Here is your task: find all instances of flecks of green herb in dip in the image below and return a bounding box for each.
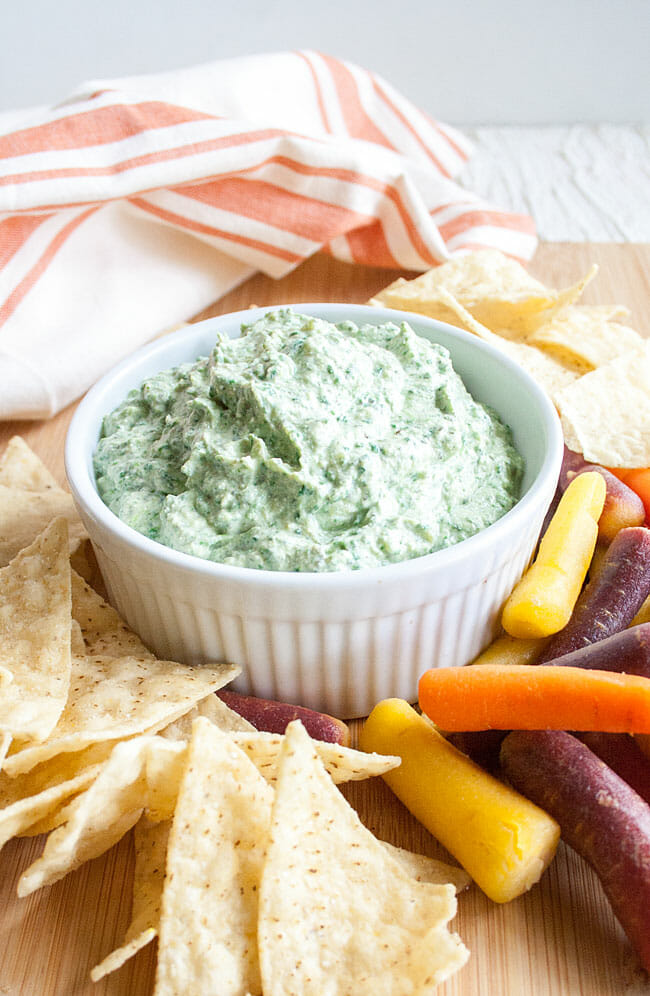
[94,309,524,572]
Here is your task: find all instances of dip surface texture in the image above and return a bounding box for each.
[94,310,523,572]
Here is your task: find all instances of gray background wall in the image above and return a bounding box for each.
[2,0,648,123]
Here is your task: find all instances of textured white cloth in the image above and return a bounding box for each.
[0,52,536,419]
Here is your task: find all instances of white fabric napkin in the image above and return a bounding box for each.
[0,51,537,419]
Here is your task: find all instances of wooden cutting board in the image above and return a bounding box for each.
[1,244,649,996]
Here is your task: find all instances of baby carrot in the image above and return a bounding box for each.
[536,526,650,664]
[360,699,559,903]
[633,595,650,627]
[560,448,645,543]
[501,472,606,639]
[620,469,650,521]
[418,664,650,733]
[500,730,650,973]
[470,633,548,667]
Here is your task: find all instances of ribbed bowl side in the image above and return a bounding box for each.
[93,513,541,718]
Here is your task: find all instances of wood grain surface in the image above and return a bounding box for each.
[1,244,649,995]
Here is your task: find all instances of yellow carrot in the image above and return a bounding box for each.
[470,632,547,667]
[587,541,609,581]
[502,471,606,638]
[359,698,560,903]
[632,595,650,627]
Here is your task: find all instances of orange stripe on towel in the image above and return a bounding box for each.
[0,207,99,328]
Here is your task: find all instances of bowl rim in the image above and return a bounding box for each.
[65,302,564,590]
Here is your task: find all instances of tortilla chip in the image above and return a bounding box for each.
[150,696,254,818]
[371,250,595,336]
[0,518,71,748]
[20,780,99,837]
[132,817,171,933]
[1,741,119,842]
[258,721,469,996]
[430,287,582,402]
[511,266,597,335]
[0,739,116,812]
[231,730,401,785]
[556,341,650,467]
[382,842,471,893]
[70,619,86,657]
[144,739,189,823]
[0,484,87,567]
[0,437,92,578]
[371,250,553,328]
[91,817,170,981]
[71,570,153,658]
[0,732,10,768]
[20,792,88,838]
[17,736,185,896]
[148,724,398,823]
[0,436,61,492]
[569,303,631,323]
[496,338,584,400]
[4,653,238,777]
[0,765,101,851]
[527,307,644,371]
[155,718,273,996]
[160,692,255,741]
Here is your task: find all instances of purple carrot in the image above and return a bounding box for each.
[501,729,650,972]
[537,527,650,663]
[579,732,650,807]
[559,447,645,542]
[543,622,650,676]
[217,689,350,745]
[559,446,588,489]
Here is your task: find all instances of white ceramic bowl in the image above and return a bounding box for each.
[66,303,563,718]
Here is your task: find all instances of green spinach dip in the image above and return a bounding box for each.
[94,309,523,572]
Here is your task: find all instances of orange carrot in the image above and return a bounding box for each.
[621,469,650,521]
[609,467,650,520]
[418,664,650,733]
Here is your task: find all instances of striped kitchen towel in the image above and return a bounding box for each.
[0,51,536,419]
